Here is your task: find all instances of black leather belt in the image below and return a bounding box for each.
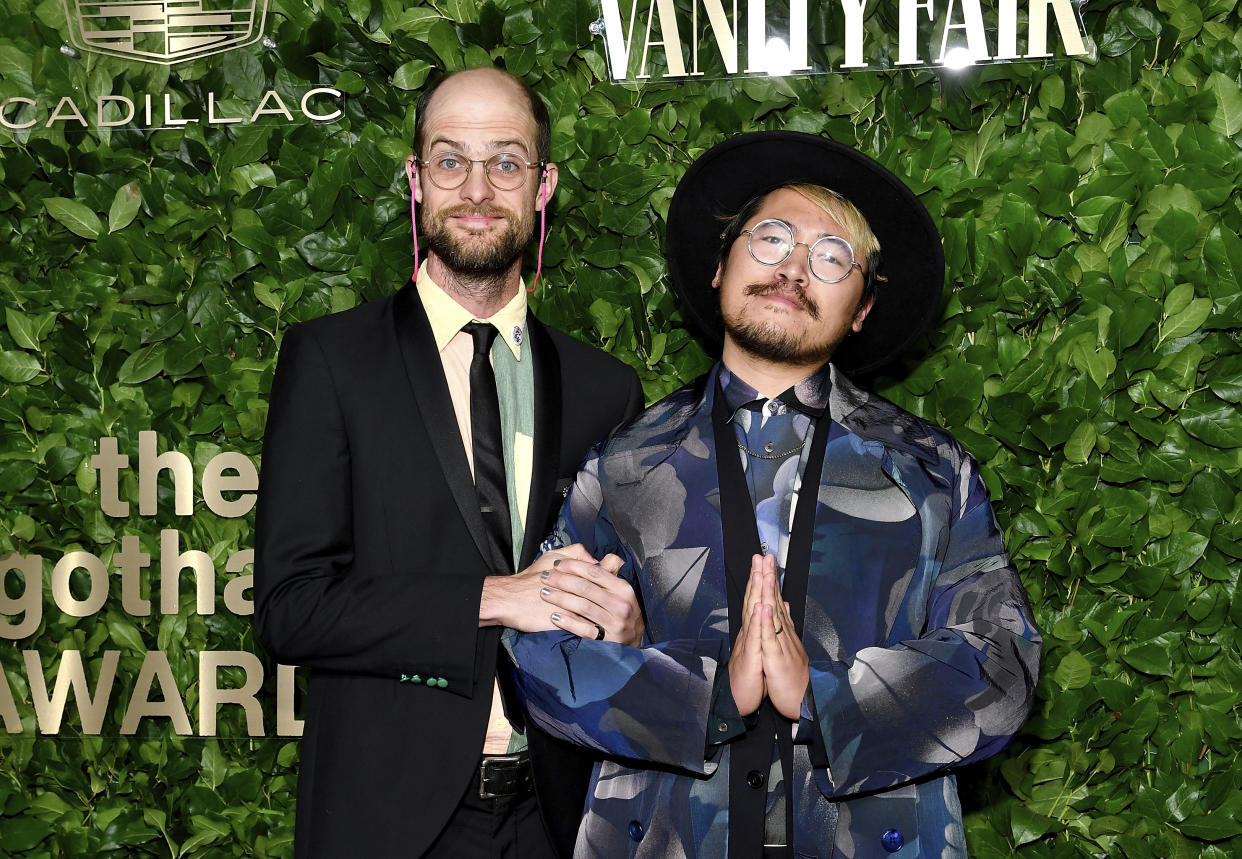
[478,750,532,799]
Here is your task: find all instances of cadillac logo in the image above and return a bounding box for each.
[61,0,268,65]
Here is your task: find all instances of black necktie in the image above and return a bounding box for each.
[463,322,513,570]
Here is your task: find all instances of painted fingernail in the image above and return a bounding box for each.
[540,570,550,579]
[551,612,562,622]
[553,559,561,567]
[540,587,551,596]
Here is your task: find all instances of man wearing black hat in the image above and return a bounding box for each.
[509,131,1042,858]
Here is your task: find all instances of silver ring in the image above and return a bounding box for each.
[593,623,606,641]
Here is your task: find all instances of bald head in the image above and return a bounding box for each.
[414,68,551,163]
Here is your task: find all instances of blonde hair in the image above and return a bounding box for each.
[784,183,881,264]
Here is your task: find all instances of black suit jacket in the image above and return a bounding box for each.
[254,281,643,858]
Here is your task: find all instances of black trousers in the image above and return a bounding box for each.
[422,770,557,858]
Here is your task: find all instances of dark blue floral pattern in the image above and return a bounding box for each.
[506,363,1041,858]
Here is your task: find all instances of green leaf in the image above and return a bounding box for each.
[1206,71,1242,139]
[1181,400,1242,448]
[1064,420,1097,463]
[1160,298,1212,344]
[0,817,54,851]
[0,350,42,383]
[1011,804,1058,846]
[1152,208,1199,258]
[1122,640,1175,676]
[44,197,103,240]
[116,345,165,385]
[1180,813,1242,841]
[1147,531,1210,575]
[1053,650,1092,690]
[108,182,142,233]
[6,307,40,351]
[392,60,432,91]
[201,741,227,788]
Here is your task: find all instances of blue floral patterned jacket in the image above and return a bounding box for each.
[506,363,1042,858]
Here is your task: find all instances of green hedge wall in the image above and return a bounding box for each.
[2,0,1242,855]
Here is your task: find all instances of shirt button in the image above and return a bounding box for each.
[764,441,775,453]
[881,829,905,852]
[627,820,644,841]
[760,542,768,554]
[746,770,765,789]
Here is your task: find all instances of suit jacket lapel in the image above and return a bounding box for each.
[392,282,500,570]
[520,315,562,569]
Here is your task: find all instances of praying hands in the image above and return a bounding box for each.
[728,553,810,720]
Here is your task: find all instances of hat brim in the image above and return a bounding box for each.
[665,131,945,375]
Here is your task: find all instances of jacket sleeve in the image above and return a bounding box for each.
[253,324,484,690]
[505,449,727,775]
[805,448,1042,796]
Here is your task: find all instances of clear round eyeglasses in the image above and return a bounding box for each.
[416,152,545,191]
[739,219,862,284]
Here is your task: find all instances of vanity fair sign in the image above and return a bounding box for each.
[594,0,1092,80]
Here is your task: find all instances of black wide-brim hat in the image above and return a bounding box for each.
[666,131,945,375]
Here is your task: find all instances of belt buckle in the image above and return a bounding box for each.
[479,752,527,800]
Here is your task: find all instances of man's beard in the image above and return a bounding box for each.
[723,281,845,366]
[423,203,533,287]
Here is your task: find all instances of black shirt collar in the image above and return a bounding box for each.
[718,361,832,419]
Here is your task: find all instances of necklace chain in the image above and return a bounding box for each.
[736,438,807,460]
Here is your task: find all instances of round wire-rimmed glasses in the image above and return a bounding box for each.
[417,152,545,191]
[740,218,862,283]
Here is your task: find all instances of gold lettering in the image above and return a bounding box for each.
[0,553,42,640]
[25,649,118,734]
[199,650,264,736]
[223,549,254,616]
[202,452,258,517]
[139,431,194,516]
[159,529,215,616]
[97,95,135,127]
[52,551,108,618]
[120,650,191,734]
[0,661,20,732]
[250,91,294,122]
[0,96,38,130]
[92,436,130,517]
[207,92,244,125]
[277,664,304,737]
[162,93,196,127]
[300,87,343,122]
[45,96,87,128]
[115,534,152,617]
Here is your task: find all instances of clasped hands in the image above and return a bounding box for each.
[728,553,809,721]
[481,544,644,647]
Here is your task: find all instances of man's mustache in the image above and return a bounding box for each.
[744,282,820,320]
[439,205,510,220]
